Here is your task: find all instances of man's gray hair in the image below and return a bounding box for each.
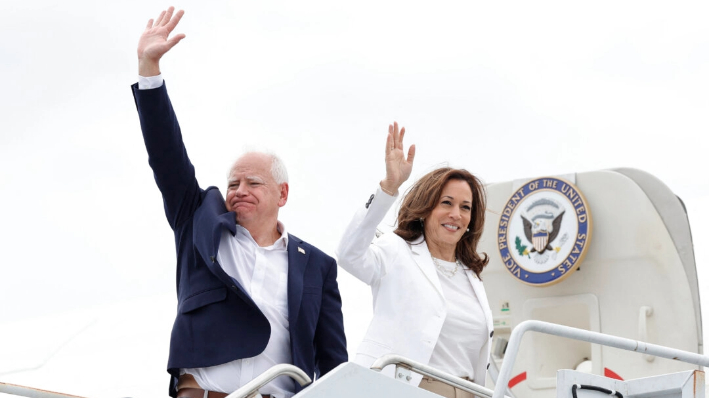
[229,150,289,184]
[269,153,289,184]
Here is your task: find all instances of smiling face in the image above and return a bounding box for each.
[225,153,288,229]
[423,179,473,260]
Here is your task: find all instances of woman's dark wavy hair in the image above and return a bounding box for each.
[394,167,489,278]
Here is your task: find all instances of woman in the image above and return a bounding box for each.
[336,122,493,398]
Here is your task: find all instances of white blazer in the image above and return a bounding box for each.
[336,186,494,387]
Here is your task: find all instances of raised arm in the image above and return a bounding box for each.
[137,7,185,77]
[336,122,415,284]
[132,8,200,231]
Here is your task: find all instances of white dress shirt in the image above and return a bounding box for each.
[182,222,293,398]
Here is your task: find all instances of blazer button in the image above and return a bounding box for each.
[210,256,216,263]
[490,330,494,337]
[487,363,490,369]
[365,194,374,209]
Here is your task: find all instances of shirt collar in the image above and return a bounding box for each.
[235,221,288,249]
[275,221,289,248]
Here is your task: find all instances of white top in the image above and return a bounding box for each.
[138,76,294,397]
[427,259,488,379]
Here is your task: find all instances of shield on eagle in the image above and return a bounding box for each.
[533,231,549,252]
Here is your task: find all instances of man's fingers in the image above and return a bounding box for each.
[161,7,174,26]
[145,18,154,30]
[166,33,186,49]
[399,127,406,147]
[154,10,167,26]
[385,132,393,155]
[166,9,185,31]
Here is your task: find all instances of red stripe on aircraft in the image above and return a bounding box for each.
[508,372,527,388]
[604,368,624,381]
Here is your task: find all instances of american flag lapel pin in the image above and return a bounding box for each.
[298,247,306,254]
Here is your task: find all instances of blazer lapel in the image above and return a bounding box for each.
[287,234,309,325]
[408,237,444,299]
[467,272,493,334]
[192,189,256,308]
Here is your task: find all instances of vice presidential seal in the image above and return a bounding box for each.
[497,177,592,286]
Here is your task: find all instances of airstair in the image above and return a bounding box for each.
[3,320,706,398]
[1,169,700,398]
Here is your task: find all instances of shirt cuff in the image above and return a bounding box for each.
[138,74,164,90]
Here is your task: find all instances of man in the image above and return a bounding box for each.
[131,7,347,398]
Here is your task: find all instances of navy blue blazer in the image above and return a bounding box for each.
[131,82,347,397]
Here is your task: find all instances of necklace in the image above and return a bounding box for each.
[431,256,461,278]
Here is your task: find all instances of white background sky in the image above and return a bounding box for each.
[1,1,708,397]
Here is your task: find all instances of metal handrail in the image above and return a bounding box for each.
[487,354,516,398]
[371,354,512,398]
[224,363,312,398]
[492,320,709,398]
[0,382,86,398]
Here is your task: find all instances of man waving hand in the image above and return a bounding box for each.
[131,8,347,398]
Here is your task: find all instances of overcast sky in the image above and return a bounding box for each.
[1,1,708,397]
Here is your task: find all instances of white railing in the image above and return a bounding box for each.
[492,320,709,398]
[225,363,312,398]
[0,382,86,398]
[371,354,512,398]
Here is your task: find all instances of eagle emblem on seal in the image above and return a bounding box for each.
[521,198,565,255]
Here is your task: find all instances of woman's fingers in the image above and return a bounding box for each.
[407,144,416,164]
[386,121,407,156]
[385,130,394,155]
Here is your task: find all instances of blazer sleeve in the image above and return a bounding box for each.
[335,186,398,286]
[313,256,348,375]
[131,82,202,230]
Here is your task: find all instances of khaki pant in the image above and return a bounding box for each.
[418,376,476,398]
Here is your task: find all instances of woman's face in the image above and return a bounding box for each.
[424,179,473,254]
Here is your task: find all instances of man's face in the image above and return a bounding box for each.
[225,153,288,226]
